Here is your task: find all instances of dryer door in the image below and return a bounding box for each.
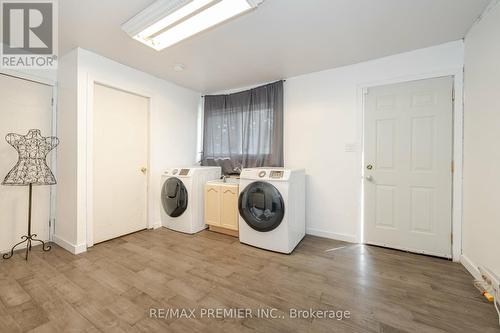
[238,181,285,232]
[161,177,188,217]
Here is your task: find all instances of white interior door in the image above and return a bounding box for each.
[0,74,53,252]
[93,84,149,244]
[363,77,453,258]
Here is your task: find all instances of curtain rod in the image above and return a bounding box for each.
[201,79,286,97]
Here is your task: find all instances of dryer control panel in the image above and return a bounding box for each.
[269,170,284,179]
[240,168,293,181]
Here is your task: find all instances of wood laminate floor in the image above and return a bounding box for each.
[0,228,498,333]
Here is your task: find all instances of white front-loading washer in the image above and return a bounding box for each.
[238,168,306,254]
[161,166,221,234]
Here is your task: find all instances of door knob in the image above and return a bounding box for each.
[140,167,147,174]
[365,175,373,181]
[366,164,373,170]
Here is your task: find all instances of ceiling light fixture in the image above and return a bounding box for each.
[122,0,264,51]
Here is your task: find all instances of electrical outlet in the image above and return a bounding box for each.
[479,266,500,294]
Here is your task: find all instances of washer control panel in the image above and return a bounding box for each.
[270,170,284,179]
[164,168,190,176]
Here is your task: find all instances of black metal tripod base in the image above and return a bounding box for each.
[2,234,51,260]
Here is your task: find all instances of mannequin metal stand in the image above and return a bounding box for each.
[2,183,52,260]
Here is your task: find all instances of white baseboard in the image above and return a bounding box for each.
[53,235,87,255]
[460,254,481,280]
[151,221,162,229]
[306,228,357,243]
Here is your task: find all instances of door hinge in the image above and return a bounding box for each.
[451,233,453,245]
[49,219,52,227]
[452,89,455,102]
[51,98,54,106]
[451,161,454,173]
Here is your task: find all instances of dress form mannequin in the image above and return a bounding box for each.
[2,129,59,260]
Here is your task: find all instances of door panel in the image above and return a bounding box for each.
[411,116,435,171]
[410,187,435,234]
[221,187,238,230]
[93,84,149,244]
[376,119,396,170]
[0,74,53,251]
[205,185,220,226]
[364,77,453,258]
[375,185,396,229]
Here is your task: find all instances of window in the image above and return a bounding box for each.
[201,81,283,174]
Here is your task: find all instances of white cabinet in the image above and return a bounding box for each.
[220,186,239,231]
[204,182,239,237]
[205,184,221,227]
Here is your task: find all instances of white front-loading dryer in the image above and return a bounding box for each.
[238,168,306,254]
[161,166,221,234]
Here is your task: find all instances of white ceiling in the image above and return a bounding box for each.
[59,0,489,93]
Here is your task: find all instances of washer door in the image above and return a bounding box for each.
[161,177,188,217]
[238,181,285,232]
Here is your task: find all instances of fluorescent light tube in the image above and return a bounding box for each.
[123,0,264,51]
[149,0,251,50]
[136,0,216,40]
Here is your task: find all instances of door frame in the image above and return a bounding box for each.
[357,68,464,261]
[85,75,152,247]
[0,69,58,243]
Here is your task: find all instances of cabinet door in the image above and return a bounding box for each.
[205,185,220,226]
[221,186,239,231]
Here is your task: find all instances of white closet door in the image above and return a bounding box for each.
[0,74,53,252]
[93,84,149,244]
[364,77,453,258]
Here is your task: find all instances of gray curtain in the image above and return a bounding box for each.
[201,80,284,175]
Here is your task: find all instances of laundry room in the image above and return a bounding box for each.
[0,0,499,332]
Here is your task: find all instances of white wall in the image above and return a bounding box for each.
[55,49,79,248]
[208,41,464,246]
[462,1,500,278]
[205,42,464,251]
[55,48,200,253]
[284,41,464,244]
